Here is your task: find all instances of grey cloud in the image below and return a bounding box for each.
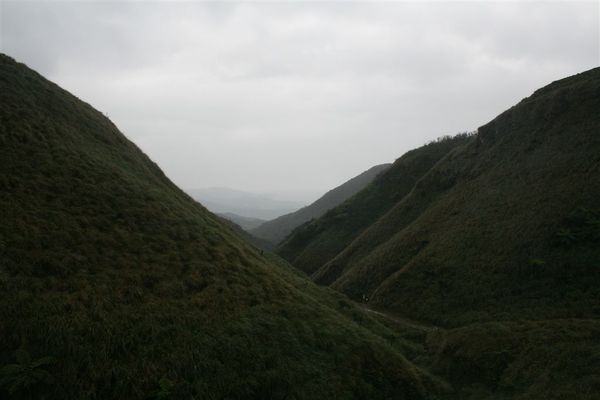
[1,0,598,197]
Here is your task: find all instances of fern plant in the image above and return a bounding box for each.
[0,349,55,398]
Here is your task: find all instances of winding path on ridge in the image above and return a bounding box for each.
[359,305,441,333]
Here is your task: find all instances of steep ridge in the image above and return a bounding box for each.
[316,67,600,325]
[251,163,391,245]
[278,135,472,276]
[280,68,600,399]
[0,54,437,400]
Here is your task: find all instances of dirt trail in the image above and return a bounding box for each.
[360,305,440,333]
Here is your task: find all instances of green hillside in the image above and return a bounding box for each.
[0,54,438,400]
[276,68,600,398]
[278,135,472,276]
[318,68,600,325]
[426,318,600,399]
[251,163,391,245]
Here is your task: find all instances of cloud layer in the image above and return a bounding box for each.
[1,1,598,199]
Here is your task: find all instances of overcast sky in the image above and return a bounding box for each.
[1,1,598,201]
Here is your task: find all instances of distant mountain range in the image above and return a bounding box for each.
[251,163,391,245]
[187,187,305,220]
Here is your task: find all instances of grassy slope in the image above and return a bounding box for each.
[251,163,391,245]
[278,135,472,277]
[218,216,276,252]
[426,319,600,400]
[0,54,437,400]
[278,68,600,399]
[325,68,600,325]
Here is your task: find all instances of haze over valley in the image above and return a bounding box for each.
[186,187,308,220]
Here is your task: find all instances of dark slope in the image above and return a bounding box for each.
[427,319,600,399]
[218,216,276,251]
[316,67,600,325]
[278,68,600,399]
[278,135,472,276]
[251,163,391,245]
[0,54,437,400]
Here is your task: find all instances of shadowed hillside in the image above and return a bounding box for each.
[0,54,439,400]
[251,164,391,245]
[319,68,600,325]
[278,68,600,399]
[218,216,276,252]
[278,135,472,276]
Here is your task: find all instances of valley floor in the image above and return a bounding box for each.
[358,303,600,400]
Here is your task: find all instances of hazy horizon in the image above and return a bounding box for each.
[186,185,328,204]
[1,0,598,195]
